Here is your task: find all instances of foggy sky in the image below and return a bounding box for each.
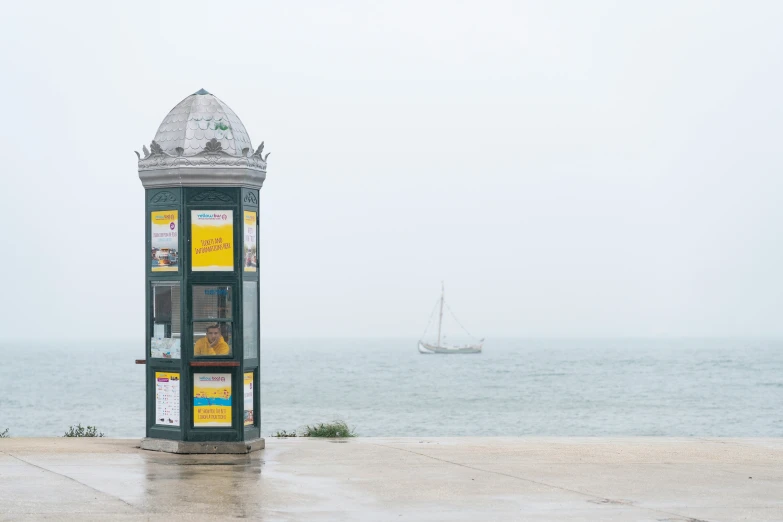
[2,1,783,341]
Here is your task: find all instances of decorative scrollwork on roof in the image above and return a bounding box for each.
[191,190,233,203]
[150,191,177,204]
[138,134,267,172]
[140,141,166,160]
[204,138,223,154]
[243,192,258,205]
[137,151,267,172]
[253,142,270,161]
[252,141,270,163]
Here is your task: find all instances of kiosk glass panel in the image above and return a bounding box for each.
[193,322,233,356]
[243,282,258,360]
[192,285,233,357]
[193,285,233,357]
[192,285,232,319]
[151,282,181,359]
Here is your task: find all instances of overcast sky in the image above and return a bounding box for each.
[2,1,783,341]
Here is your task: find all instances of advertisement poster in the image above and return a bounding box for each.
[243,372,254,426]
[243,211,257,272]
[191,211,233,272]
[151,210,179,272]
[155,372,180,426]
[193,373,232,427]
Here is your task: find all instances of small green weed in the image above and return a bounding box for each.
[273,421,356,438]
[63,424,104,437]
[301,420,355,438]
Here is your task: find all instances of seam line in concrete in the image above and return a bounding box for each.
[695,437,778,450]
[7,453,140,512]
[367,442,714,522]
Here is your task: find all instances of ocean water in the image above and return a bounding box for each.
[1,338,781,438]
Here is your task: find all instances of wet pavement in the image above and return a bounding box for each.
[0,437,782,521]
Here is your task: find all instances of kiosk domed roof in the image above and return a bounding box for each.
[152,89,253,156]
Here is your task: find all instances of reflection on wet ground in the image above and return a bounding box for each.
[0,440,273,519]
[140,452,267,518]
[2,437,783,521]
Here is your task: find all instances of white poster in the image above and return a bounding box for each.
[155,372,180,426]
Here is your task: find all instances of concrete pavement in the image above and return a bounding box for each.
[0,437,781,521]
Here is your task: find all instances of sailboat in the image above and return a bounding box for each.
[418,283,484,354]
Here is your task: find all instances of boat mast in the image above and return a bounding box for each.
[437,282,444,348]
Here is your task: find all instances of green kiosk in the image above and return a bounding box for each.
[137,89,267,453]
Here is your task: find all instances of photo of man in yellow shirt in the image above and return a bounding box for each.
[194,324,230,356]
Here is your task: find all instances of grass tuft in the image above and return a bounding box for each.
[273,420,357,438]
[301,420,355,438]
[63,424,104,438]
[0,428,8,438]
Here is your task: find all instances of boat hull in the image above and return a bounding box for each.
[418,341,482,354]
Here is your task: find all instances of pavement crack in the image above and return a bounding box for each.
[368,442,715,522]
[8,453,140,512]
[694,438,749,447]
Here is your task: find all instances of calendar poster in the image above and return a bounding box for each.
[155,372,180,426]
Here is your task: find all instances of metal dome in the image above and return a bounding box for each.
[137,89,268,189]
[152,89,253,157]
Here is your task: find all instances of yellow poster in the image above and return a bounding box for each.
[191,211,233,271]
[193,373,232,427]
[151,210,179,272]
[243,211,257,272]
[243,372,254,426]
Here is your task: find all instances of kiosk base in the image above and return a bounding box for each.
[140,437,265,454]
